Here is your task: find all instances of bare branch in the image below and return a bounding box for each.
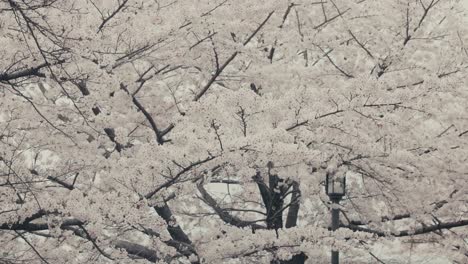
[279,3,295,28]
[14,231,51,264]
[459,130,468,137]
[197,182,266,229]
[201,0,228,17]
[348,30,374,58]
[189,31,217,50]
[0,61,59,82]
[404,3,411,45]
[294,8,304,41]
[436,124,454,138]
[368,251,387,264]
[314,8,350,30]
[145,155,216,199]
[242,11,275,46]
[47,174,76,190]
[315,45,354,78]
[194,10,275,101]
[286,120,308,131]
[78,224,114,260]
[413,0,441,33]
[315,109,344,119]
[121,82,174,145]
[97,0,129,32]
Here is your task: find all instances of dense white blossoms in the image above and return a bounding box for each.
[1,0,467,263]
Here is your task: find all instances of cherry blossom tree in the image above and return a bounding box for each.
[1,0,467,263]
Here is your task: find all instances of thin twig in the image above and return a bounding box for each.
[78,224,114,260]
[14,231,50,264]
[348,30,374,58]
[194,10,275,101]
[315,45,354,78]
[97,0,129,32]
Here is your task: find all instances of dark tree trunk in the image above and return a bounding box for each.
[154,203,192,244]
[266,174,285,231]
[285,181,300,228]
[253,162,307,264]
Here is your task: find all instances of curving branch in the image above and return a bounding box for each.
[145,155,216,199]
[197,182,266,229]
[97,0,129,32]
[120,83,174,145]
[114,240,159,262]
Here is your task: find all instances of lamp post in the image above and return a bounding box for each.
[325,172,346,264]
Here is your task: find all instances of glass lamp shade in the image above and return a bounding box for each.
[325,173,346,197]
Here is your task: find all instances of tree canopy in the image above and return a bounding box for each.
[1,0,467,263]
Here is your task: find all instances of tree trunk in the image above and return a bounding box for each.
[154,203,192,244]
[272,181,307,264]
[272,252,308,264]
[285,181,300,228]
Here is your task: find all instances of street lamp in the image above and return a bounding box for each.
[325,172,346,264]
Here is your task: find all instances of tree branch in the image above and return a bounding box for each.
[2,216,168,264]
[0,61,54,82]
[343,219,468,237]
[286,120,308,131]
[316,45,353,78]
[47,174,76,190]
[197,182,266,229]
[348,30,374,58]
[1,219,84,231]
[314,8,350,30]
[97,0,129,32]
[121,82,173,145]
[114,240,159,262]
[153,203,193,245]
[194,10,275,101]
[14,230,51,264]
[78,224,114,260]
[145,155,216,199]
[315,109,344,119]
